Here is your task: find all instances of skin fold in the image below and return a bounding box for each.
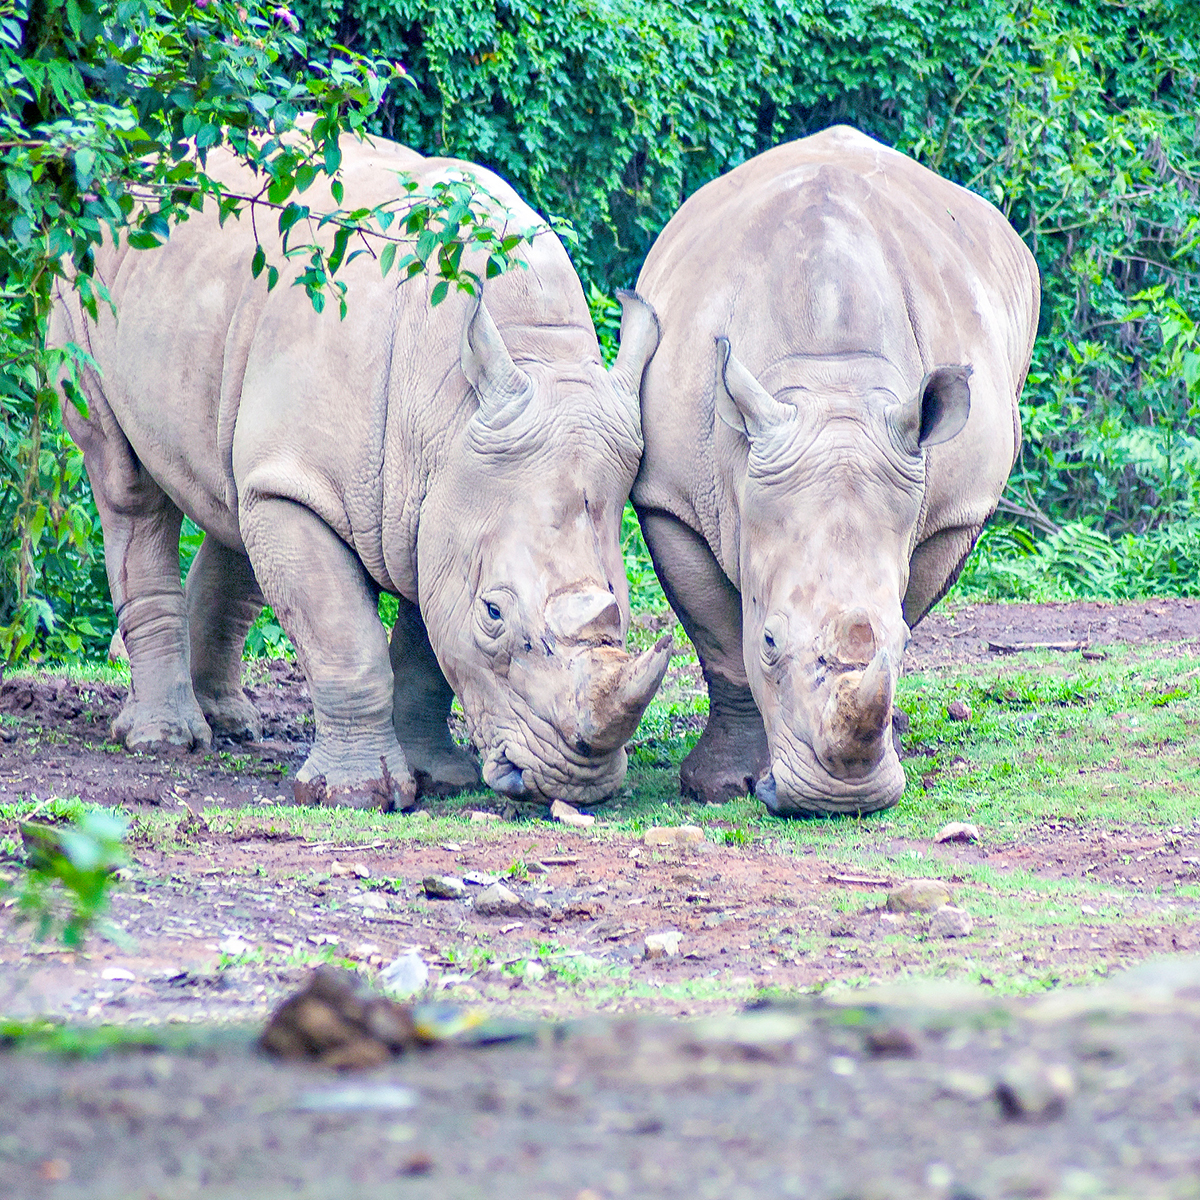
[50,132,671,811]
[633,125,1040,816]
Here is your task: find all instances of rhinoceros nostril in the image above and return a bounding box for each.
[754,772,779,812]
[486,755,529,797]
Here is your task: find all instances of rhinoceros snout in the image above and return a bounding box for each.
[483,754,531,797]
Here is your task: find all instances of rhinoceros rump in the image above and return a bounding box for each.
[633,126,1039,815]
[52,133,670,809]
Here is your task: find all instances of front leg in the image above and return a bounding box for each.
[389,595,481,797]
[638,508,769,804]
[240,496,416,810]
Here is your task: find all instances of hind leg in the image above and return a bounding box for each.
[64,397,211,752]
[389,596,481,797]
[186,535,264,741]
[638,508,768,804]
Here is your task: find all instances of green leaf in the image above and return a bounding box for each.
[251,245,266,279]
[430,280,449,306]
[379,242,397,277]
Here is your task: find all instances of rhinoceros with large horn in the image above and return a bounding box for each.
[632,126,1039,815]
[51,132,670,809]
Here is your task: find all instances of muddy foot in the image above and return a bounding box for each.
[406,742,481,798]
[294,745,417,811]
[112,691,212,753]
[679,715,769,805]
[196,688,262,742]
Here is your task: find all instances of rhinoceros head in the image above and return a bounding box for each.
[715,337,972,815]
[418,291,671,804]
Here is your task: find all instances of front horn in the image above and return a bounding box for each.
[609,290,661,401]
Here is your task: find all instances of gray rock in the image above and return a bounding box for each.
[473,882,530,918]
[462,871,497,887]
[886,879,953,913]
[550,799,595,828]
[645,930,683,959]
[422,875,467,900]
[947,699,972,721]
[933,821,980,844]
[644,825,705,848]
[929,905,974,938]
[995,1056,1075,1120]
[380,951,429,998]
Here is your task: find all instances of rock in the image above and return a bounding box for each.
[408,810,431,823]
[995,1057,1075,1120]
[645,930,684,959]
[863,1025,919,1058]
[473,882,530,918]
[423,875,468,900]
[100,966,136,982]
[295,1084,418,1112]
[886,879,953,913]
[469,810,501,823]
[218,934,250,956]
[380,952,429,998]
[462,870,497,887]
[947,699,972,721]
[550,799,595,828]
[351,892,388,910]
[260,966,420,1068]
[934,821,980,844]
[829,918,856,938]
[928,905,974,938]
[523,960,547,984]
[644,825,706,848]
[330,859,370,878]
[526,861,550,875]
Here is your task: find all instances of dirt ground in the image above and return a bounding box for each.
[3,598,1200,1198]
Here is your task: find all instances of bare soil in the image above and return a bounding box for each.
[3,598,1200,1198]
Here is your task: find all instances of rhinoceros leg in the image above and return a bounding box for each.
[240,497,416,811]
[185,535,264,741]
[63,394,212,753]
[902,522,984,627]
[388,596,482,797]
[638,510,769,804]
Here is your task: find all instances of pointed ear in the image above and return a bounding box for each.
[902,365,972,449]
[609,289,660,399]
[461,295,533,427]
[715,337,793,439]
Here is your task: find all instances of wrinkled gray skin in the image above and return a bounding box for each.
[50,133,670,810]
[633,126,1039,815]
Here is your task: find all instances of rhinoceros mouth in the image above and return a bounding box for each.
[755,736,905,816]
[480,737,629,804]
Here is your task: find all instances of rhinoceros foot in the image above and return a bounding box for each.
[407,742,481,799]
[112,692,212,754]
[294,746,417,812]
[195,689,262,742]
[679,723,770,806]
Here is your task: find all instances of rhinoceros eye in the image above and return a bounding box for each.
[485,601,502,621]
[761,616,786,666]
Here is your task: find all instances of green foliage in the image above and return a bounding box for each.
[7,809,129,947]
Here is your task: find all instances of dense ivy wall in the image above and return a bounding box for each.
[292,0,1200,598]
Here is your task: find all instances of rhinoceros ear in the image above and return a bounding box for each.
[609,290,660,402]
[461,295,533,427]
[894,365,972,450]
[715,337,793,440]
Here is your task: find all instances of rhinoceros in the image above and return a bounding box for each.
[51,132,671,809]
[632,126,1039,815]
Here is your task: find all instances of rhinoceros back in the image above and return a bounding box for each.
[633,125,1039,579]
[50,133,594,600]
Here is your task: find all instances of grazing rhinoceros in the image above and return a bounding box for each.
[632,126,1039,815]
[51,132,670,810]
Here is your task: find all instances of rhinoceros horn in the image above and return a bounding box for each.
[577,634,674,754]
[819,647,894,774]
[461,295,533,427]
[851,648,893,743]
[715,337,794,439]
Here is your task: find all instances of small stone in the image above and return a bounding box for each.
[643,825,705,848]
[928,905,974,938]
[644,930,684,959]
[408,811,431,823]
[470,810,501,823]
[947,699,972,721]
[934,822,980,844]
[380,952,429,998]
[218,934,250,956]
[462,870,497,886]
[473,882,530,918]
[886,879,953,913]
[439,842,462,852]
[329,859,353,876]
[829,918,856,938]
[523,961,547,984]
[352,942,381,959]
[995,1057,1075,1120]
[863,1025,919,1058]
[526,861,550,875]
[550,799,595,828]
[352,892,387,911]
[100,966,136,982]
[423,875,468,900]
